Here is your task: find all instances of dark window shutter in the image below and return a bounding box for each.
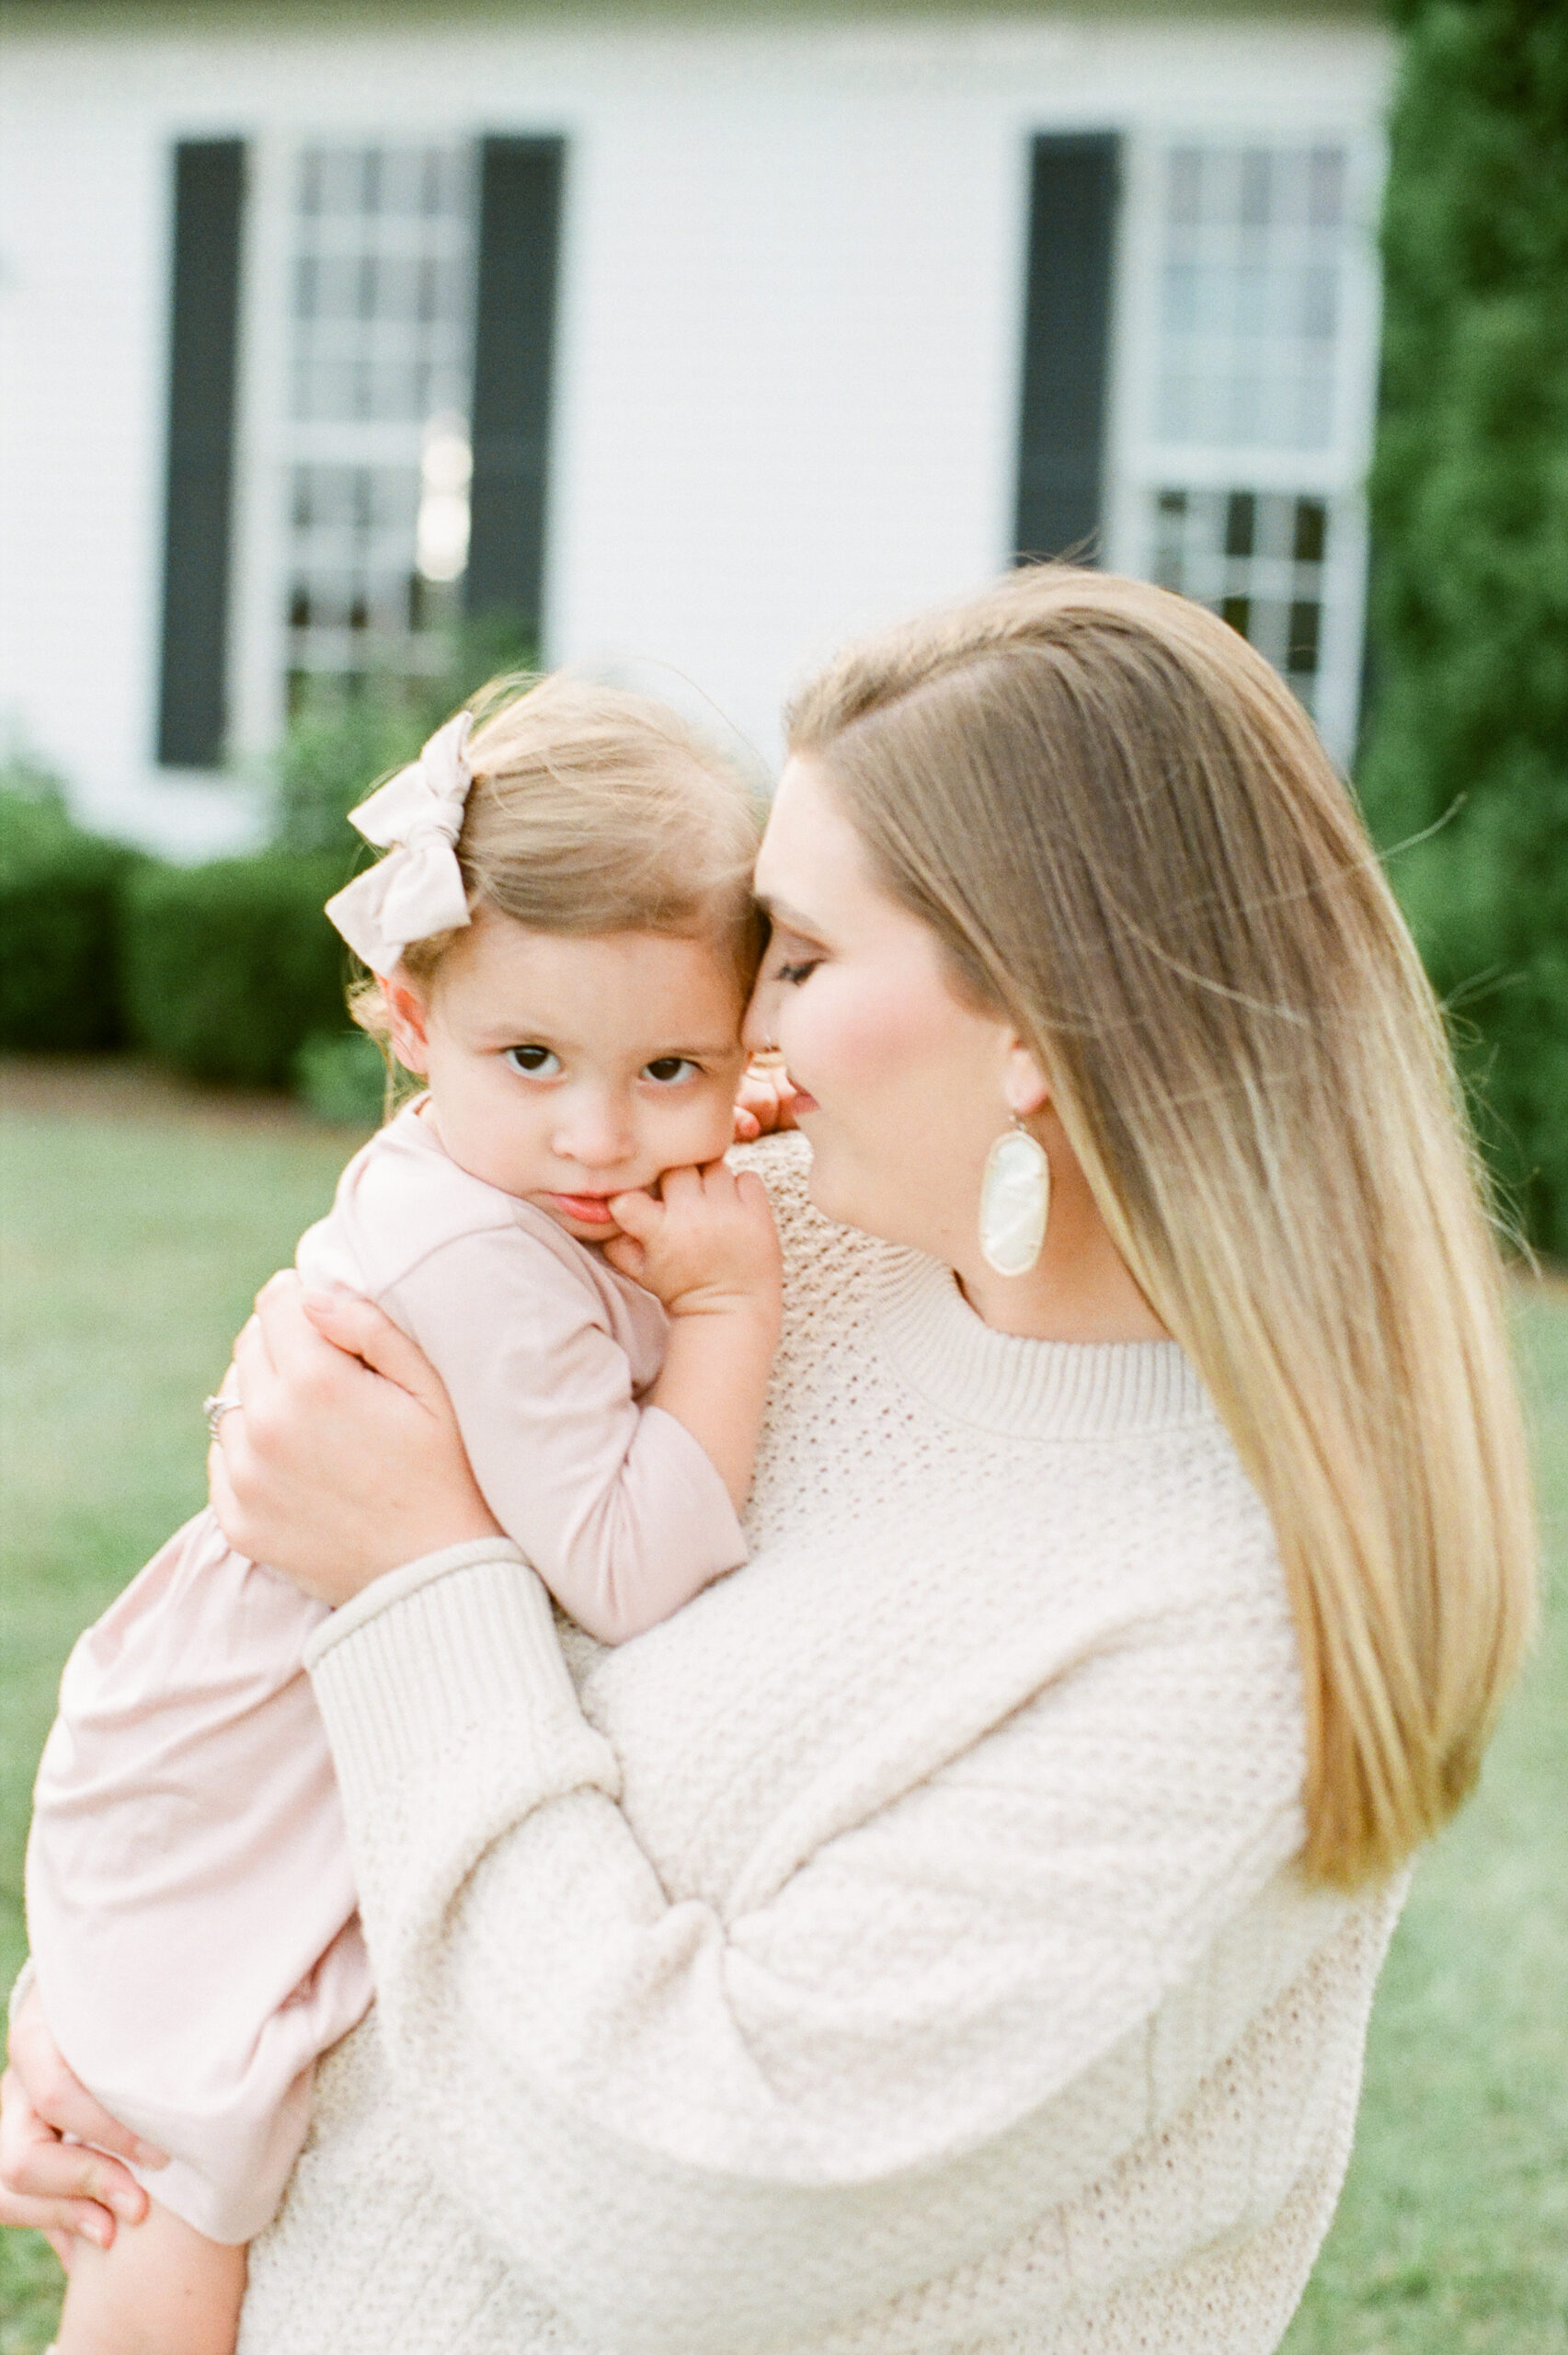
[465,137,564,644]
[156,140,245,768]
[1013,133,1121,566]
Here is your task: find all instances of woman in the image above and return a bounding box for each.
[3,569,1535,2352]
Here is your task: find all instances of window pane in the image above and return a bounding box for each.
[283,144,476,692]
[1149,481,1331,718]
[1155,141,1349,454]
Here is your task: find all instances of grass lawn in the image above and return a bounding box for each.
[2,1059,1564,2352]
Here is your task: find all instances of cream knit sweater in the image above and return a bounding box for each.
[238,1136,1400,2355]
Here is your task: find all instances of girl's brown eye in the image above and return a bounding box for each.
[645,1056,698,1085]
[506,1044,560,1076]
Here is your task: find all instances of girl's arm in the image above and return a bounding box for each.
[368,1189,771,1643]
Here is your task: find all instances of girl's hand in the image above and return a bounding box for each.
[208,1272,501,1608]
[604,1165,781,1509]
[603,1162,782,1324]
[732,1055,800,1143]
[0,1982,164,2262]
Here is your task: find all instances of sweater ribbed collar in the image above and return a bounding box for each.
[870,1248,1212,1441]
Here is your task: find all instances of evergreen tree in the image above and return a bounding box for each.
[1360,0,1568,1251]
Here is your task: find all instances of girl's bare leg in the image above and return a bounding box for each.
[54,2197,246,2355]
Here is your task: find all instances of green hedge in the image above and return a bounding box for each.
[1359,0,1568,1252]
[0,782,144,1051]
[121,853,355,1089]
[1,788,364,1096]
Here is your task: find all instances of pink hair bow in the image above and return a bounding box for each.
[324,711,475,971]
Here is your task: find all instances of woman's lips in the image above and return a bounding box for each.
[544,1191,619,1225]
[785,1079,819,1116]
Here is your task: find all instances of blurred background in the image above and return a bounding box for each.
[1,2,1563,2349]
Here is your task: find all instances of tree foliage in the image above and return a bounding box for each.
[1359,0,1568,1251]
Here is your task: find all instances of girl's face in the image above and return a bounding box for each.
[746,755,1042,1272]
[385,914,748,1243]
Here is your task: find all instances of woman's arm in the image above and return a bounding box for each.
[298,1541,1319,2349]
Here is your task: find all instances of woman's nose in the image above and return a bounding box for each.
[742,971,779,1053]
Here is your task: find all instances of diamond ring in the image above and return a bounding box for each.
[203,1393,242,1439]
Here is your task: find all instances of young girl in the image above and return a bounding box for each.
[24,676,783,2355]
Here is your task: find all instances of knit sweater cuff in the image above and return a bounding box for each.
[306,1552,619,1823]
[304,1536,528,1664]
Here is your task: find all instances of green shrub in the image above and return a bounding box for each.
[274,617,536,858]
[1359,0,1568,1252]
[272,691,431,858]
[0,771,145,1051]
[292,1026,389,1127]
[122,853,352,1088]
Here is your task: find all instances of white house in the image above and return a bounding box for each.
[0,1,1392,855]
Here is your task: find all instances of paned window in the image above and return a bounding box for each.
[283,145,475,700]
[1116,137,1371,758]
[1151,488,1328,710]
[1158,144,1345,454]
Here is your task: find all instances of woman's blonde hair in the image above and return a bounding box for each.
[351,672,764,1044]
[788,567,1536,1887]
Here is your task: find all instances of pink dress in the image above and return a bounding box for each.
[24,1102,745,2242]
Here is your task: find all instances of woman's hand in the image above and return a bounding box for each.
[208,1272,501,1608]
[1,1983,164,2263]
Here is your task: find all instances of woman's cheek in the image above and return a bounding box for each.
[792,971,933,1101]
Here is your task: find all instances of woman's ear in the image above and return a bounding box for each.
[381,972,432,1076]
[1001,1039,1050,1120]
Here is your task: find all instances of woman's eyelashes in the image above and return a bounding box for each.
[758,912,823,986]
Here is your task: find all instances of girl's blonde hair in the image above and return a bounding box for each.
[788,566,1536,1888]
[351,672,764,1044]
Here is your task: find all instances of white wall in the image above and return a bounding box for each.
[0,8,1391,854]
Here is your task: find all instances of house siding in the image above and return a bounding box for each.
[0,11,1392,851]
